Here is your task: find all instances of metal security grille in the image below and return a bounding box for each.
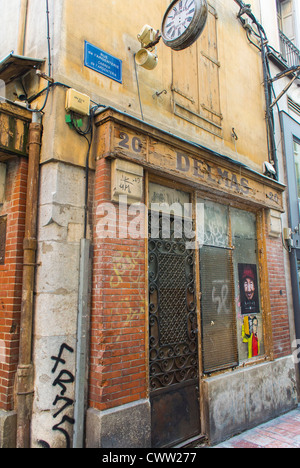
[148,214,199,390]
[0,217,6,265]
[157,252,188,345]
[148,212,201,448]
[200,245,238,373]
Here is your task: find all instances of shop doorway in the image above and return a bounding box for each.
[148,203,201,448]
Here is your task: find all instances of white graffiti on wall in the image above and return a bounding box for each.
[212,280,230,315]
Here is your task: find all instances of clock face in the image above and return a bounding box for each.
[163,0,196,42]
[161,0,208,51]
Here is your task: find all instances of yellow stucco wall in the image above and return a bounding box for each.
[38,0,269,172]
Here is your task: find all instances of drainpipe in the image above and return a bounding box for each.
[16,112,42,449]
[73,140,92,448]
[17,0,29,56]
[73,238,91,448]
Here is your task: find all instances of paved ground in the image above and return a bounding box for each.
[211,406,300,448]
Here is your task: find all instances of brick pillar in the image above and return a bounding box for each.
[0,158,28,411]
[86,157,150,448]
[265,230,292,359]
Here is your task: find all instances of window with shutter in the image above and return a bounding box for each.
[171,4,222,138]
[277,0,299,66]
[197,200,264,373]
[280,0,295,42]
[199,200,238,373]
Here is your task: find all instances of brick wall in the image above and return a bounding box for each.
[89,157,147,411]
[266,230,292,359]
[0,157,28,411]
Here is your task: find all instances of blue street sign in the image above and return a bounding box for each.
[84,41,122,83]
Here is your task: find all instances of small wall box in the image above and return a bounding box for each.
[65,88,90,116]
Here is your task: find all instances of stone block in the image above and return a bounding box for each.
[244,362,275,428]
[272,356,298,412]
[86,400,151,448]
[202,356,298,445]
[268,209,282,238]
[34,292,78,337]
[39,162,85,207]
[36,241,80,294]
[0,410,16,448]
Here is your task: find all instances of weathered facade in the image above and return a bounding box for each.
[0,0,299,448]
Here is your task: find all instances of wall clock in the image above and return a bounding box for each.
[161,0,208,51]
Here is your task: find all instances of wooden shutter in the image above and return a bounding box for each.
[198,4,222,131]
[171,4,222,137]
[280,0,295,42]
[171,42,199,114]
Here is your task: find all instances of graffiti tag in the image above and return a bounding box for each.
[38,343,75,449]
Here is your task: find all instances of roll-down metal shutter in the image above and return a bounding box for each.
[200,245,238,373]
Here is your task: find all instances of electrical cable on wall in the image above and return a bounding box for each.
[68,105,105,238]
[234,0,280,180]
[69,111,93,239]
[27,0,52,114]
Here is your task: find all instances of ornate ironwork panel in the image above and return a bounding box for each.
[148,213,199,392]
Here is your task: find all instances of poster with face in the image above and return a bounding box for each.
[238,263,260,315]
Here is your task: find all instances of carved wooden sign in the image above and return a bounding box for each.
[0,103,30,159]
[95,110,284,211]
[111,159,143,202]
